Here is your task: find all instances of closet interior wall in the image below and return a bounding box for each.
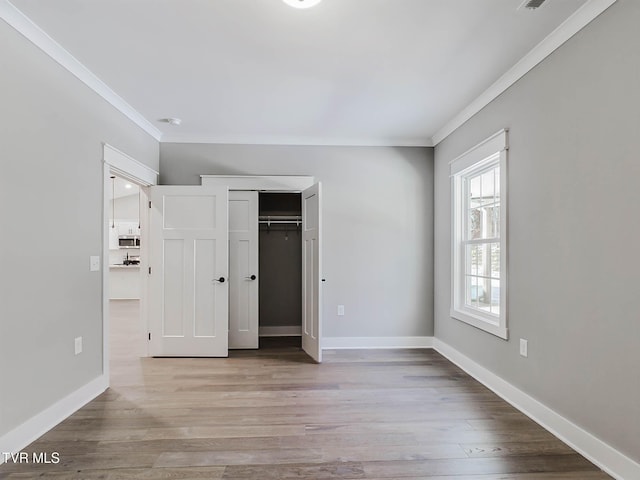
[259,193,302,336]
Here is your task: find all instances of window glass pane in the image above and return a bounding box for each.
[468,208,482,240]
[465,275,474,307]
[467,244,479,276]
[490,242,500,279]
[469,176,482,208]
[490,279,500,315]
[494,166,500,198]
[481,170,495,206]
[491,205,500,238]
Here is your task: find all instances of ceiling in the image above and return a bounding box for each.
[8,0,592,146]
[110,176,140,200]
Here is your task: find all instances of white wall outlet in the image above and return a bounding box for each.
[519,338,528,357]
[90,255,100,272]
[337,305,345,316]
[74,336,83,355]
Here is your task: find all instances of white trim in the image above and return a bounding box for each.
[450,132,508,340]
[431,0,618,145]
[162,134,433,148]
[103,144,158,186]
[323,336,434,350]
[201,175,315,192]
[259,326,302,337]
[448,129,508,174]
[0,375,107,463]
[0,1,162,141]
[433,339,640,480]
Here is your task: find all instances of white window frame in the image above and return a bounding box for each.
[450,129,508,339]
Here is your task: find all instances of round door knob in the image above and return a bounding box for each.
[215,276,225,283]
[250,274,256,280]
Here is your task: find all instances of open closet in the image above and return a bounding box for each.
[227,191,303,349]
[146,176,322,362]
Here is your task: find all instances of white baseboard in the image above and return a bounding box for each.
[433,339,640,480]
[0,374,108,464]
[259,326,301,337]
[323,336,434,349]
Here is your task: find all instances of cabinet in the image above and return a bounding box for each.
[118,221,139,235]
[109,266,141,299]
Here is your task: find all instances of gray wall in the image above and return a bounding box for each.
[0,21,158,436]
[160,143,434,339]
[259,228,302,328]
[434,0,639,462]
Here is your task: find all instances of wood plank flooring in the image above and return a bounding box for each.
[0,300,611,479]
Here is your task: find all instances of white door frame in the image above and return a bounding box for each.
[102,144,158,382]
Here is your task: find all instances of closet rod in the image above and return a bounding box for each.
[258,215,302,226]
[259,220,300,225]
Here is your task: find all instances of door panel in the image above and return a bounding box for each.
[228,191,259,349]
[302,183,322,363]
[149,186,229,357]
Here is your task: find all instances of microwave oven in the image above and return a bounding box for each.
[118,235,140,249]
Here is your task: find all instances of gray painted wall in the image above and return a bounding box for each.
[433,0,639,462]
[160,143,434,339]
[0,21,158,436]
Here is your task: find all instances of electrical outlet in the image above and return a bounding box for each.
[337,305,345,316]
[75,337,83,355]
[90,256,100,272]
[519,338,528,357]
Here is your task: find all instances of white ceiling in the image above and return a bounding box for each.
[8,0,591,146]
[110,176,140,200]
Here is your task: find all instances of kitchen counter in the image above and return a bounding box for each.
[109,265,141,299]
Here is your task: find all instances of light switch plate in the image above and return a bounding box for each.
[75,337,82,355]
[337,305,345,316]
[90,256,100,271]
[519,338,528,357]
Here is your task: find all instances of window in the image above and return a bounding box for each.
[451,130,508,339]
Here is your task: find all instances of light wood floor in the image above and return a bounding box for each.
[1,300,611,479]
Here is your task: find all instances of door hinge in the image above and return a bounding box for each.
[148,267,152,274]
[148,332,151,341]
[149,201,152,208]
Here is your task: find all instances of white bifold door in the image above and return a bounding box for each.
[228,191,259,349]
[302,183,322,363]
[148,186,229,357]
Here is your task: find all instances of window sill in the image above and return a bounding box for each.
[450,308,508,340]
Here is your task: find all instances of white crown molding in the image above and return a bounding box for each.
[0,0,162,141]
[161,133,434,148]
[0,375,107,464]
[323,336,434,349]
[433,339,640,480]
[431,0,619,145]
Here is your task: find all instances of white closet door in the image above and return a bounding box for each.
[302,182,322,363]
[228,191,259,349]
[148,186,229,357]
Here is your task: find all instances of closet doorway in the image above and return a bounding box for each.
[229,192,303,350]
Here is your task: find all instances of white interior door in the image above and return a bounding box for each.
[228,191,259,349]
[148,186,229,357]
[302,182,322,363]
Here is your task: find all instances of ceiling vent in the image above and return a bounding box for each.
[519,0,547,10]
